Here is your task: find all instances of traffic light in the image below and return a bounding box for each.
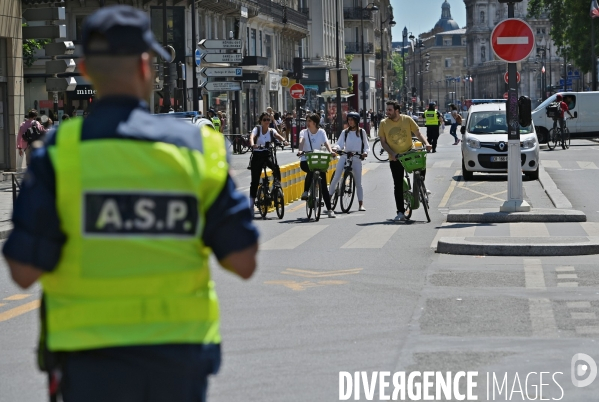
[293,57,303,80]
[518,96,532,127]
[411,87,417,97]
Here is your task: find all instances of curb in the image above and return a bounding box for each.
[437,236,599,256]
[538,165,572,209]
[446,208,586,223]
[0,227,12,240]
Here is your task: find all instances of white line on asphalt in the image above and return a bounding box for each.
[510,223,550,237]
[555,266,575,272]
[341,226,399,249]
[567,301,592,309]
[557,274,578,279]
[364,163,381,170]
[557,282,579,287]
[577,161,599,169]
[524,259,546,289]
[529,298,559,338]
[438,170,461,208]
[261,226,328,250]
[334,213,365,220]
[576,326,599,335]
[430,222,476,249]
[581,222,599,237]
[571,312,597,320]
[541,160,561,169]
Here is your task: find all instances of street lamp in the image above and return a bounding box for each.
[379,12,396,112]
[402,27,408,112]
[334,0,343,138]
[360,2,379,126]
[536,37,548,101]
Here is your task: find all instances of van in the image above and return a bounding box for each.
[532,91,599,143]
[461,103,539,180]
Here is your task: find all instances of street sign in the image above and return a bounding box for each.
[491,19,534,63]
[198,39,242,49]
[290,83,305,99]
[200,67,242,78]
[23,7,65,21]
[44,41,74,57]
[201,81,242,91]
[358,81,370,92]
[201,53,243,63]
[46,77,76,92]
[504,71,521,84]
[281,77,290,87]
[195,49,201,67]
[46,59,76,74]
[503,92,509,100]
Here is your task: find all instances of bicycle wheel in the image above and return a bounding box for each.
[340,171,355,213]
[417,174,431,223]
[563,127,570,149]
[403,191,413,219]
[256,186,268,219]
[330,171,339,210]
[274,186,285,219]
[305,186,313,220]
[372,139,389,161]
[546,129,556,151]
[239,137,251,154]
[314,175,323,222]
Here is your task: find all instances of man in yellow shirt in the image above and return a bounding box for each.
[379,100,431,221]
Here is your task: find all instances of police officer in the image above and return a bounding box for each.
[2,6,258,402]
[424,102,443,153]
[208,109,221,133]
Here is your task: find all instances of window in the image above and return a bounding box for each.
[444,39,451,46]
[445,58,452,68]
[462,38,466,46]
[75,15,90,41]
[463,57,467,67]
[265,34,272,58]
[481,46,486,62]
[480,11,485,24]
[250,28,257,56]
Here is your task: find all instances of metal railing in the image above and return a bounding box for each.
[345,42,374,54]
[343,8,375,21]
[255,0,308,29]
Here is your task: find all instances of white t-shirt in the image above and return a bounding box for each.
[252,126,275,151]
[300,128,329,161]
[335,128,370,154]
[450,110,458,124]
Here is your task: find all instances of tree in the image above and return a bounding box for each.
[528,0,599,74]
[22,24,51,68]
[390,52,404,90]
[345,54,354,93]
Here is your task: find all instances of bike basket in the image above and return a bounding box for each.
[398,151,427,173]
[306,151,332,171]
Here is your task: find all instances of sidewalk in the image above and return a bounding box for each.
[0,180,14,239]
[431,165,596,256]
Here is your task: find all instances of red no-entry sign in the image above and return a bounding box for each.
[504,71,521,84]
[289,83,305,99]
[491,19,534,63]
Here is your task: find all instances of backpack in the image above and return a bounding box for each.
[455,114,463,125]
[23,122,42,143]
[343,128,366,154]
[546,102,560,119]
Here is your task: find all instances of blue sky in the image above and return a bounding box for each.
[390,0,466,42]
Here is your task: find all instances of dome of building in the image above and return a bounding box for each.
[434,0,460,32]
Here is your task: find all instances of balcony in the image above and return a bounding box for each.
[345,42,374,54]
[343,8,375,22]
[195,0,259,17]
[254,0,308,33]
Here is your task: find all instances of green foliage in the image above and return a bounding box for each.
[528,0,599,73]
[22,24,51,68]
[345,54,354,92]
[391,52,404,89]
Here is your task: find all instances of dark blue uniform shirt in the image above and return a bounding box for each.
[3,96,258,270]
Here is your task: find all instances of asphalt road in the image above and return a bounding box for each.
[1,133,599,401]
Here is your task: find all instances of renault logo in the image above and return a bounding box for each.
[498,142,506,151]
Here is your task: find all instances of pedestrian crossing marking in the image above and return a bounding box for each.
[432,160,453,168]
[0,300,40,323]
[341,226,399,248]
[510,223,550,237]
[524,259,545,289]
[529,298,559,338]
[571,312,597,320]
[261,225,328,250]
[282,268,362,278]
[430,223,476,249]
[557,282,578,287]
[567,302,591,309]
[581,222,599,236]
[556,266,575,272]
[577,161,598,169]
[3,294,31,301]
[541,160,561,169]
[264,279,348,291]
[557,274,578,279]
[576,326,599,335]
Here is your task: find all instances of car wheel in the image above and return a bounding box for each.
[536,127,548,144]
[526,168,539,180]
[462,159,473,181]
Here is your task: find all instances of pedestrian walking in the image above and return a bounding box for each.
[424,102,443,153]
[449,104,461,145]
[2,6,258,402]
[17,109,46,166]
[378,100,431,221]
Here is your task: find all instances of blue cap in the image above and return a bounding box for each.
[82,5,170,61]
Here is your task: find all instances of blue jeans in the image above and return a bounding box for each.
[449,123,458,141]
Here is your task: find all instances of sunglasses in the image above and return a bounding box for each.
[262,118,270,122]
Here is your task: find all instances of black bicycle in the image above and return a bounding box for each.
[397,150,430,222]
[298,151,334,221]
[330,150,363,213]
[547,117,572,150]
[255,142,285,219]
[371,138,389,161]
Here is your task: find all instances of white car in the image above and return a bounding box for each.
[460,103,539,180]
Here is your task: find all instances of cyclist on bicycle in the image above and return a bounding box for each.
[552,94,573,136]
[329,112,369,211]
[379,100,431,222]
[298,113,337,218]
[248,111,288,210]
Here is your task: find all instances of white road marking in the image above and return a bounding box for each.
[567,301,592,309]
[341,226,399,249]
[541,160,561,169]
[576,326,599,335]
[557,282,579,287]
[510,223,550,237]
[555,266,575,272]
[571,312,597,320]
[557,274,578,279]
[261,226,328,250]
[577,161,599,169]
[430,222,476,249]
[581,222,599,237]
[438,170,462,208]
[524,259,545,289]
[529,298,559,338]
[432,160,453,168]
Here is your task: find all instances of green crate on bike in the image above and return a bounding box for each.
[398,151,427,173]
[306,151,333,171]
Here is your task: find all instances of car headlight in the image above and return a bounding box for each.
[466,138,481,149]
[521,138,537,149]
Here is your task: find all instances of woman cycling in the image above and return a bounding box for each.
[248,111,288,210]
[298,113,337,218]
[329,112,369,211]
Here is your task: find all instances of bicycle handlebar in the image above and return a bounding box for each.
[335,150,365,160]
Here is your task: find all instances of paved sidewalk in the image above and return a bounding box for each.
[0,180,13,239]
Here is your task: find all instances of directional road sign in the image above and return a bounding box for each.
[201,81,242,91]
[195,49,202,67]
[201,53,243,63]
[491,18,534,63]
[504,71,521,84]
[289,83,305,99]
[200,67,242,78]
[198,39,242,50]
